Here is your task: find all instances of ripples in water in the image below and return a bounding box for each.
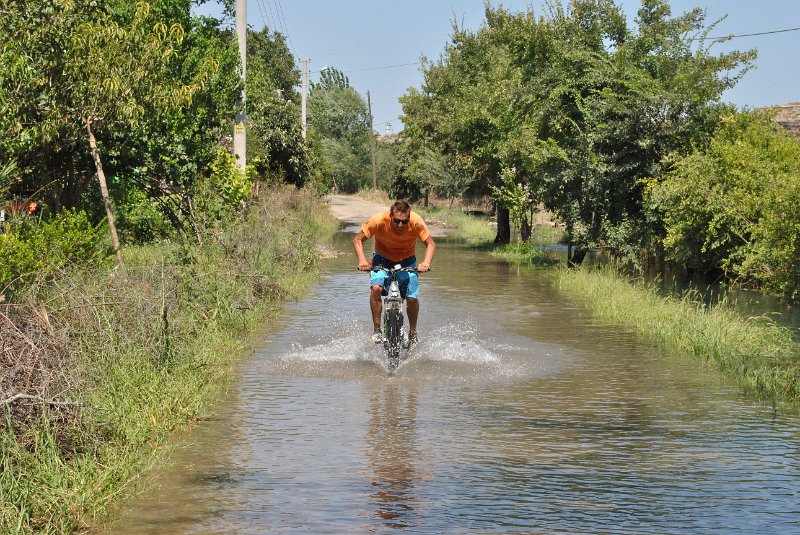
[260,319,567,383]
[107,237,800,535]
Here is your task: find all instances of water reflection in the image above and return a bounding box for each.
[365,385,423,529]
[106,234,800,534]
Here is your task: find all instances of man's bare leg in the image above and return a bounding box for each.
[370,285,383,330]
[406,297,419,333]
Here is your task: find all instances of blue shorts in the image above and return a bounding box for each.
[370,253,418,299]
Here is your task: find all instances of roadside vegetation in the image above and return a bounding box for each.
[1,1,341,532]
[1,188,337,533]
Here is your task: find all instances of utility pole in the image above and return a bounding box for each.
[234,0,246,171]
[367,90,377,189]
[301,58,309,139]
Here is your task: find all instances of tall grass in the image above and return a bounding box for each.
[491,241,559,266]
[0,187,338,533]
[416,207,495,245]
[556,265,800,402]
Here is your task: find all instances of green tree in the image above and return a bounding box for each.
[308,67,371,192]
[105,10,242,242]
[523,0,752,264]
[246,27,308,186]
[67,2,220,263]
[1,0,222,262]
[650,110,800,302]
[0,0,103,211]
[401,7,550,243]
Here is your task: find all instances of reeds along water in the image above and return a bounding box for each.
[555,265,800,402]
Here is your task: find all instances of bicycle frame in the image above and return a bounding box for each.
[370,265,417,373]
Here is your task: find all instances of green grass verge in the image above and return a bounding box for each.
[429,208,799,404]
[491,242,558,266]
[0,187,338,533]
[415,207,495,246]
[555,266,800,403]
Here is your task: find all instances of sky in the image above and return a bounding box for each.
[195,0,800,133]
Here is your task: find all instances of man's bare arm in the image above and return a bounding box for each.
[417,236,435,272]
[353,231,371,270]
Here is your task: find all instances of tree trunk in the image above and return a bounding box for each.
[520,216,531,242]
[85,117,123,266]
[186,194,203,246]
[568,244,587,267]
[494,205,510,244]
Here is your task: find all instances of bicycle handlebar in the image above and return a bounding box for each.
[357,266,429,273]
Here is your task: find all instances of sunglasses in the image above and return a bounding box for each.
[391,217,410,225]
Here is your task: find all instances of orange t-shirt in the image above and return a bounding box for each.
[361,210,430,261]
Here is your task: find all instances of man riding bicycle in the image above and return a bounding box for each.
[354,199,436,346]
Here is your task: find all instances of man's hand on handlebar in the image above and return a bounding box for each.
[417,262,430,273]
[357,260,371,271]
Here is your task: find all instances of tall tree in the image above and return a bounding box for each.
[521,0,753,264]
[308,67,371,192]
[1,1,221,262]
[401,7,546,243]
[246,27,307,186]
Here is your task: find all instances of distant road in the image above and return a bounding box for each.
[325,194,387,226]
[325,194,450,236]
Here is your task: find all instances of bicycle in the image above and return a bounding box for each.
[368,265,419,373]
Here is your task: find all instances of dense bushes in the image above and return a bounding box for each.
[651,111,800,302]
[0,210,106,300]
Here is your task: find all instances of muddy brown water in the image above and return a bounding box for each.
[107,232,800,534]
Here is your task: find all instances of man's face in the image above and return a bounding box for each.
[390,210,410,233]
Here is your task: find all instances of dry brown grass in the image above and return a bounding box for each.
[0,301,82,446]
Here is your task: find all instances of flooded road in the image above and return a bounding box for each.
[109,232,800,534]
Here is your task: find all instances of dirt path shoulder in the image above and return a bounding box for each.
[324,194,450,237]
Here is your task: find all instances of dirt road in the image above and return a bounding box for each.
[325,194,387,226]
[325,194,450,236]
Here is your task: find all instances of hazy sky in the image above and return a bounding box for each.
[195,0,800,132]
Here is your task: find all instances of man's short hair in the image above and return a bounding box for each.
[390,199,411,215]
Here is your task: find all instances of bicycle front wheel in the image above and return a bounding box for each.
[384,308,403,372]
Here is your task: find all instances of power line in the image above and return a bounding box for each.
[347,62,420,73]
[271,0,296,55]
[299,26,799,75]
[263,0,279,32]
[699,25,800,41]
[310,62,420,75]
[267,0,282,33]
[254,0,270,32]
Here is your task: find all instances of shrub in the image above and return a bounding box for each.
[115,187,176,244]
[651,111,800,302]
[207,147,253,207]
[491,241,557,265]
[191,147,256,229]
[0,210,107,300]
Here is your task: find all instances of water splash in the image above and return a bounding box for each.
[257,318,557,381]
